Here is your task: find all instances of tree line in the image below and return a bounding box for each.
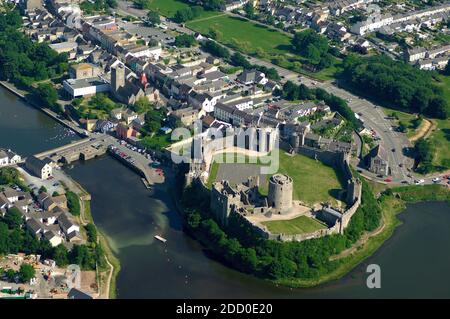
[341,54,449,119]
[179,176,381,281]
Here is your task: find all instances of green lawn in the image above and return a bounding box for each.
[209,151,345,206]
[428,118,450,169]
[140,133,171,151]
[146,0,219,20]
[431,76,450,169]
[262,215,327,235]
[206,161,219,188]
[187,15,292,56]
[146,0,190,17]
[381,107,421,138]
[271,152,345,206]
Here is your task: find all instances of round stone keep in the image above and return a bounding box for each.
[268,174,293,212]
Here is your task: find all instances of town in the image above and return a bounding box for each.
[0,0,449,300]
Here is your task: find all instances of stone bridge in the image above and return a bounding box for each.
[34,135,110,164]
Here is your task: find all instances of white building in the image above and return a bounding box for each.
[0,149,22,167]
[25,156,52,180]
[63,77,111,98]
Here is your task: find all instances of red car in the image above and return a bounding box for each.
[384,178,392,183]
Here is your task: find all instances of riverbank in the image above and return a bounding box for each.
[273,183,450,288]
[80,199,120,299]
[56,169,119,299]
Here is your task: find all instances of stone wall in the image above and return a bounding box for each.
[190,140,362,243]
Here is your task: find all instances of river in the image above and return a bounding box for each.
[1,86,450,298]
[0,86,79,156]
[65,156,450,299]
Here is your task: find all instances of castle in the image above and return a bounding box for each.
[210,172,362,241]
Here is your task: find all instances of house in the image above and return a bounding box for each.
[116,123,139,140]
[188,91,213,112]
[123,109,138,125]
[0,149,21,167]
[69,63,100,80]
[58,213,80,236]
[44,230,63,247]
[0,150,8,166]
[110,107,138,124]
[237,69,268,85]
[52,195,67,209]
[365,144,389,177]
[25,156,52,180]
[171,107,199,127]
[43,197,58,211]
[26,218,43,236]
[67,288,93,299]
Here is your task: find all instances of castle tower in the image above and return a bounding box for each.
[111,64,125,93]
[268,174,293,213]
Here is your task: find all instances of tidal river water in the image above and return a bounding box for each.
[66,156,450,299]
[0,86,79,156]
[1,86,450,298]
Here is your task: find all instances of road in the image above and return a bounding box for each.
[114,1,448,185]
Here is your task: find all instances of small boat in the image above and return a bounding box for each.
[154,235,167,243]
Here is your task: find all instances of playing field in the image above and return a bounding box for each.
[187,15,292,56]
[262,215,327,235]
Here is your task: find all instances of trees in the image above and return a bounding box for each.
[414,138,435,173]
[66,191,81,216]
[69,245,97,270]
[201,40,230,59]
[131,97,152,114]
[19,263,35,283]
[4,208,23,230]
[146,10,160,26]
[85,223,98,243]
[0,10,67,86]
[173,6,203,23]
[0,167,21,185]
[53,244,69,266]
[33,83,58,109]
[0,222,9,255]
[203,0,224,11]
[133,0,151,10]
[342,54,449,119]
[174,34,197,48]
[443,61,450,76]
[231,52,251,69]
[292,30,331,69]
[243,2,255,19]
